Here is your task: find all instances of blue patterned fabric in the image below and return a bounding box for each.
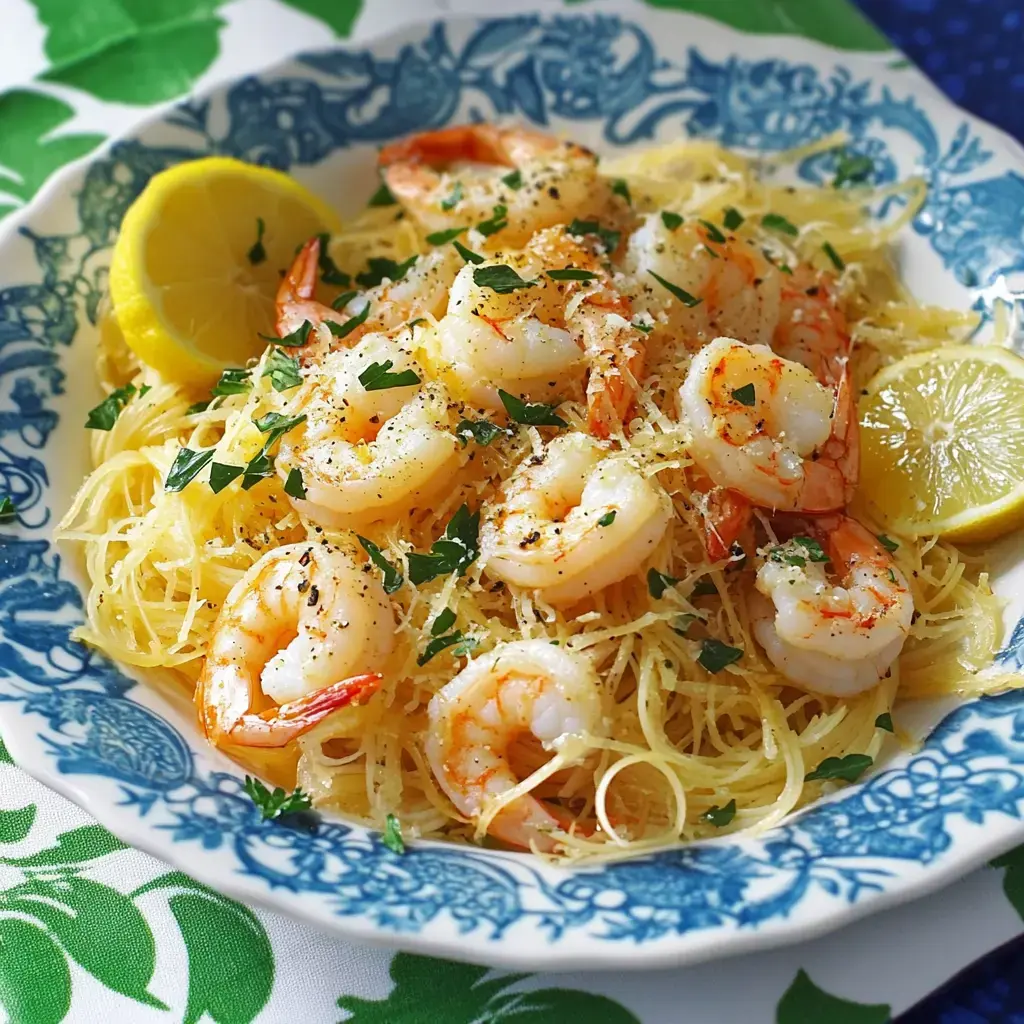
[854,0,1024,144]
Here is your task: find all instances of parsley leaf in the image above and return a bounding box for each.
[805,753,873,783]
[358,359,421,391]
[547,268,597,282]
[477,203,509,237]
[355,255,417,289]
[649,271,702,307]
[431,608,456,636]
[632,317,654,335]
[247,217,266,265]
[456,418,507,447]
[761,213,799,237]
[502,169,523,190]
[822,241,845,271]
[316,233,350,286]
[473,265,536,294]
[357,535,404,594]
[331,289,358,311]
[418,629,473,666]
[567,218,621,255]
[702,800,736,827]
[265,320,314,348]
[407,504,480,585]
[253,411,307,448]
[691,579,718,597]
[611,178,632,205]
[186,400,211,415]
[165,448,214,492]
[211,368,252,397]
[284,467,306,499]
[241,449,275,491]
[598,510,617,527]
[723,207,745,230]
[877,534,899,553]
[382,813,405,854]
[368,181,397,207]
[660,211,683,231]
[833,151,874,188]
[262,348,302,392]
[698,639,743,673]
[453,239,484,264]
[769,536,829,568]
[647,568,679,599]
[426,226,466,246]
[792,536,829,562]
[0,496,16,521]
[326,302,371,341]
[86,383,140,430]
[875,712,894,733]
[244,775,312,821]
[209,462,244,494]
[731,383,755,406]
[699,219,726,244]
[498,389,566,427]
[440,181,464,211]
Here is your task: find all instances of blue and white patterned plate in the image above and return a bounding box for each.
[1,9,1024,970]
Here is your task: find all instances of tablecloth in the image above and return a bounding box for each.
[0,1,1022,1021]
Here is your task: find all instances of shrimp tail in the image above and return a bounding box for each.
[276,236,356,341]
[703,487,752,561]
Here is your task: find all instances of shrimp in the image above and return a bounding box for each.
[425,640,604,852]
[752,516,914,696]
[275,236,458,341]
[378,124,619,248]
[480,433,673,605]
[196,542,392,747]
[277,330,465,526]
[681,335,854,510]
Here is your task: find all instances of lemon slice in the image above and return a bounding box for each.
[857,344,1024,542]
[109,157,341,384]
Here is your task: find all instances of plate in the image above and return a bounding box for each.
[1,8,1023,971]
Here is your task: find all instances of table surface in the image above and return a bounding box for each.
[0,1,1022,1021]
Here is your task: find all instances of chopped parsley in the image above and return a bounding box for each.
[165,448,215,492]
[702,800,737,827]
[598,510,617,527]
[456,417,507,447]
[208,462,244,494]
[440,180,464,211]
[875,712,894,733]
[0,496,15,521]
[316,233,350,286]
[431,608,457,636]
[355,255,417,289]
[731,383,756,407]
[262,348,302,392]
[501,169,523,190]
[265,320,314,348]
[327,302,371,341]
[698,639,743,674]
[417,628,478,666]
[211,368,253,397]
[357,359,421,391]
[633,317,654,335]
[244,775,312,821]
[426,226,467,246]
[877,534,899,554]
[649,271,702,307]
[357,535,404,594]
[253,411,307,448]
[805,753,873,783]
[284,467,306,499]
[368,181,397,207]
[498,389,567,427]
[407,504,480,585]
[382,813,405,854]
[247,217,267,265]
[723,207,745,230]
[477,203,509,237]
[610,178,632,205]
[331,289,358,311]
[822,241,845,271]
[647,568,679,599]
[186,400,211,415]
[453,239,484,264]
[473,264,536,294]
[660,211,683,231]
[691,578,718,597]
[86,383,144,430]
[567,218,621,255]
[761,212,799,237]
[699,219,726,244]
[833,151,874,188]
[546,268,597,282]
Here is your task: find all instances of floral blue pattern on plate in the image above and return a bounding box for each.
[0,11,1023,969]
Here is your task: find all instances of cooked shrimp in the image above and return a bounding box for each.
[480,433,672,605]
[752,516,914,696]
[425,640,604,852]
[196,543,391,747]
[276,236,458,340]
[278,330,465,526]
[379,124,618,248]
[681,336,855,513]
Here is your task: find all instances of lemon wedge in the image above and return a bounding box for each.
[857,344,1024,542]
[109,157,341,384]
